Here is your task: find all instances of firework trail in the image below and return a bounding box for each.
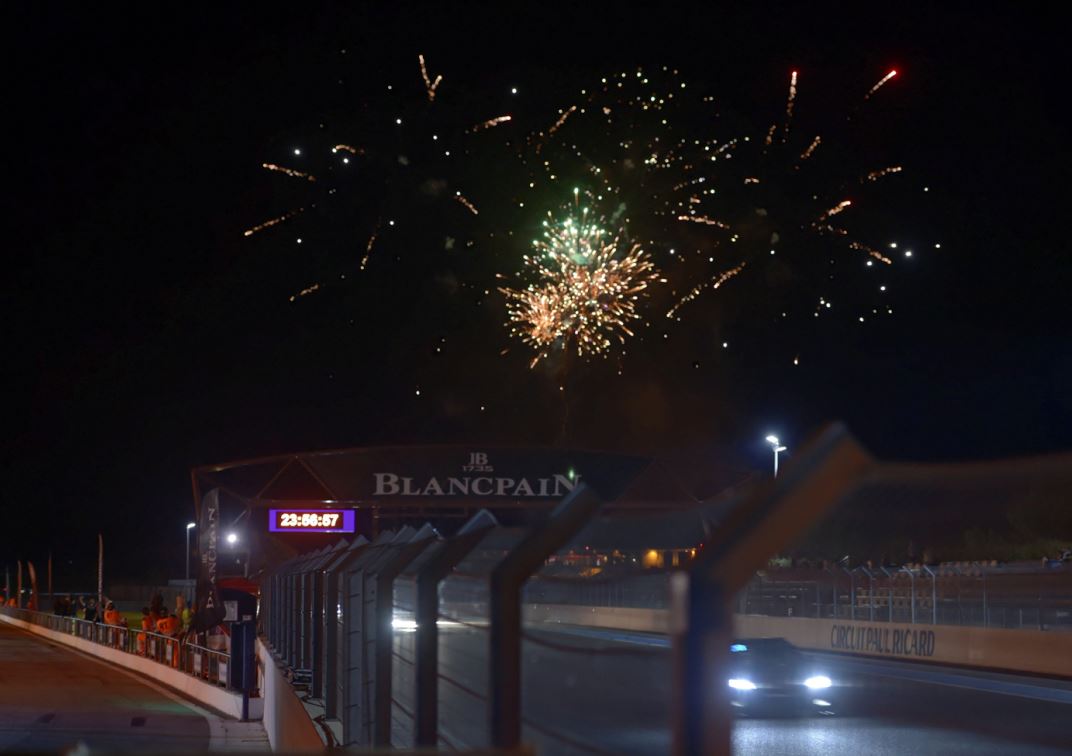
[243,208,304,237]
[468,115,512,132]
[783,70,798,141]
[261,163,316,181]
[864,69,898,100]
[418,54,442,102]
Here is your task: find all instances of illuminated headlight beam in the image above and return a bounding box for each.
[728,678,757,691]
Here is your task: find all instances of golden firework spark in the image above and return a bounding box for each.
[800,135,822,161]
[289,282,320,301]
[849,241,893,264]
[468,115,512,133]
[453,193,479,215]
[865,165,903,182]
[243,208,304,237]
[783,70,799,141]
[677,214,731,230]
[262,163,316,181]
[816,200,852,223]
[534,105,578,153]
[332,144,362,155]
[548,106,577,136]
[359,227,379,271]
[666,261,746,318]
[864,70,898,100]
[418,54,443,102]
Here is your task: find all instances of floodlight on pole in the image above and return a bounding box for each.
[766,435,788,477]
[226,532,238,545]
[185,522,196,582]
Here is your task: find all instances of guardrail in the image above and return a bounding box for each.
[0,605,231,687]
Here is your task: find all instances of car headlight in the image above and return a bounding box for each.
[728,678,757,691]
[804,675,832,689]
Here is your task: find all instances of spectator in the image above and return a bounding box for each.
[156,611,182,669]
[84,599,98,623]
[103,601,122,626]
[136,607,152,655]
[176,595,192,632]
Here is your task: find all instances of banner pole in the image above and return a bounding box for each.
[98,533,104,611]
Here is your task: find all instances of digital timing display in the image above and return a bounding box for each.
[268,508,356,533]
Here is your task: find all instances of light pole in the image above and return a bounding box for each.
[765,435,788,477]
[185,522,196,582]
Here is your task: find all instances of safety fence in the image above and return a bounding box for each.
[737,563,1072,630]
[0,605,231,687]
[502,559,1072,632]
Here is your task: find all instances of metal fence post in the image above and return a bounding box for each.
[830,568,838,619]
[413,510,496,747]
[310,542,345,701]
[372,524,437,747]
[901,567,916,624]
[922,565,936,624]
[846,567,855,620]
[879,567,893,622]
[830,572,836,619]
[1037,576,1044,630]
[860,566,875,621]
[951,566,962,624]
[982,570,988,627]
[489,484,604,749]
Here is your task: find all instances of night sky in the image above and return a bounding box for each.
[4,5,1070,583]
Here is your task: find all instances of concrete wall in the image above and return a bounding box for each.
[734,614,1072,677]
[256,639,326,752]
[524,604,1072,678]
[0,612,258,719]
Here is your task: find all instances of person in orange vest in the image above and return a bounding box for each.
[136,607,152,655]
[150,607,168,662]
[103,601,122,625]
[156,610,181,669]
[175,595,192,632]
[102,601,123,648]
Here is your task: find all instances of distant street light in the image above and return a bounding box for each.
[765,435,788,477]
[185,522,196,582]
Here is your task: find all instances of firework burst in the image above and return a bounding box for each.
[508,64,921,364]
[500,193,663,367]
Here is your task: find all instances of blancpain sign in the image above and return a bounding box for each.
[372,452,580,498]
